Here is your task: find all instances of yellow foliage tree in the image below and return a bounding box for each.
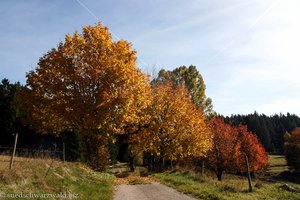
[19,22,151,170]
[130,82,211,169]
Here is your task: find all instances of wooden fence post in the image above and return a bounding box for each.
[244,154,252,192]
[201,160,205,176]
[63,142,65,162]
[9,133,18,169]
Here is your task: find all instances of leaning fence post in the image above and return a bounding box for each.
[9,133,18,169]
[244,154,252,192]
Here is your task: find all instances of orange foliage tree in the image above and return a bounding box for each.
[207,118,268,180]
[130,82,212,170]
[19,22,151,170]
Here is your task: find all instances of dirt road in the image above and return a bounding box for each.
[114,182,196,200]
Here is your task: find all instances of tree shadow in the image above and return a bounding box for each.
[274,171,300,184]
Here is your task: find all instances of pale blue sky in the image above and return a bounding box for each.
[1,0,299,116]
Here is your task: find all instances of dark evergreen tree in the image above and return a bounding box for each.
[0,79,21,146]
[222,112,300,153]
[0,79,80,161]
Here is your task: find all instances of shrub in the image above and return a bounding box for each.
[284,128,300,171]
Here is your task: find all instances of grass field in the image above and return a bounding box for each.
[266,155,289,174]
[0,155,115,200]
[154,155,300,200]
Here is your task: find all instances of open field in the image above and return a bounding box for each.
[266,155,289,174]
[0,155,115,200]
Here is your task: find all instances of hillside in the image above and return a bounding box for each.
[0,155,115,200]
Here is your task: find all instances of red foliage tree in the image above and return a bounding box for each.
[207,118,268,181]
[207,118,239,180]
[235,124,269,172]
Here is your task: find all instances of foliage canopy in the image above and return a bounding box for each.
[20,22,151,169]
[207,118,268,180]
[154,65,213,115]
[130,82,212,161]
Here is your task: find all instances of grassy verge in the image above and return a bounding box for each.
[154,155,300,200]
[0,155,115,200]
[154,171,300,200]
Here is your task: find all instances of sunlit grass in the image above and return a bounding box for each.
[0,155,115,200]
[153,155,300,200]
[154,171,300,200]
[266,155,289,174]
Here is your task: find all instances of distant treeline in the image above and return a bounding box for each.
[222,112,300,153]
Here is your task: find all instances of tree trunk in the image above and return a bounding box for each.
[244,154,252,192]
[216,169,223,181]
[84,138,93,164]
[83,134,108,171]
[129,151,135,172]
[201,160,205,176]
[63,142,65,162]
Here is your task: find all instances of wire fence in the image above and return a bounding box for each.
[0,147,63,160]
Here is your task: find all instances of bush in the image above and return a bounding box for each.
[284,128,300,171]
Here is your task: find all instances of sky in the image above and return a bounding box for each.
[0,0,300,116]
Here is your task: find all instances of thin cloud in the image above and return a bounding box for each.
[133,0,255,42]
[207,0,281,63]
[75,0,148,67]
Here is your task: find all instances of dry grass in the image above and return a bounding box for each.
[109,163,156,185]
[0,155,54,190]
[114,173,156,185]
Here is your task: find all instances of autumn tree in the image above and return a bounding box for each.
[130,82,211,171]
[19,22,151,170]
[235,124,268,173]
[207,118,268,181]
[154,65,213,115]
[284,128,300,171]
[206,118,239,180]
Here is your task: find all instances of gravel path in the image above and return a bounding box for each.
[114,182,196,200]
